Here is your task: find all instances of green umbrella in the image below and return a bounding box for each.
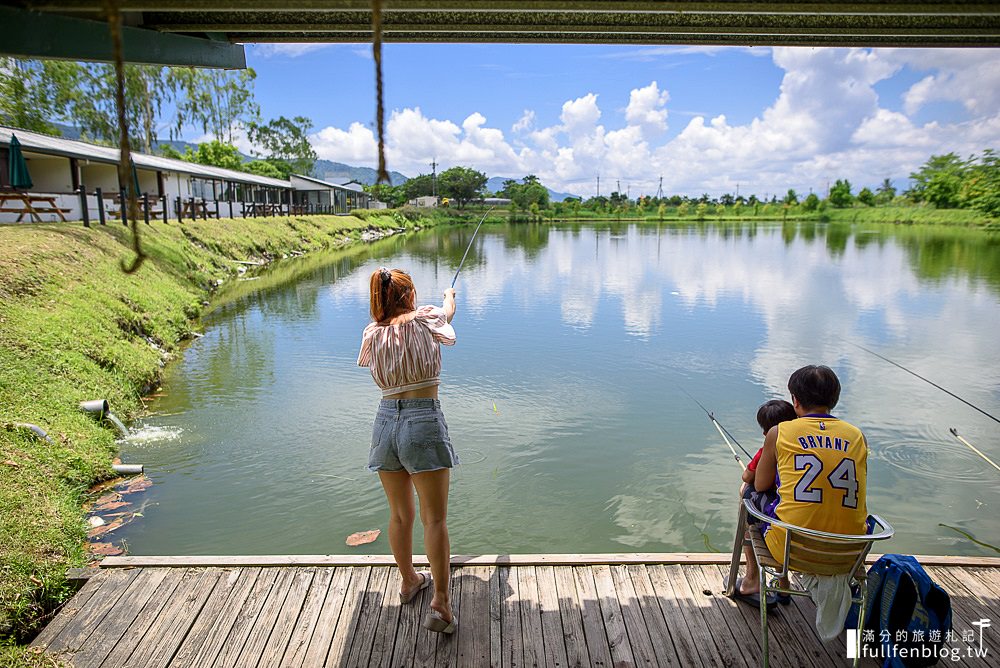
[8,134,33,190]
[129,158,141,196]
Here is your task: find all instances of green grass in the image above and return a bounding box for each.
[0,212,443,650]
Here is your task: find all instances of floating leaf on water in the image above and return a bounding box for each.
[118,476,152,494]
[88,542,123,556]
[133,512,143,517]
[95,501,129,512]
[346,529,381,546]
[492,400,499,414]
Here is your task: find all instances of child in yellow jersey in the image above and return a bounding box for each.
[733,365,868,610]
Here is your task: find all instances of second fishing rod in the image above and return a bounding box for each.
[679,387,753,471]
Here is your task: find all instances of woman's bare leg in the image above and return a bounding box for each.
[378,470,425,597]
[411,469,452,621]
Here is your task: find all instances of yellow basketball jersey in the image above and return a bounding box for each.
[764,416,868,561]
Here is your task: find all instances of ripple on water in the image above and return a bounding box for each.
[873,438,997,484]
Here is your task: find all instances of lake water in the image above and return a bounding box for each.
[117,221,1000,558]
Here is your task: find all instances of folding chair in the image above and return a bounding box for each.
[725,499,894,667]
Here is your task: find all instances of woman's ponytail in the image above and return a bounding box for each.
[369,267,415,322]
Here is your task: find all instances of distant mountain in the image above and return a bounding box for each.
[312,159,409,186]
[486,176,580,202]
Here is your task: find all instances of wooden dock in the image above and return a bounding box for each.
[32,554,1000,667]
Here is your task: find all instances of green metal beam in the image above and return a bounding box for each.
[0,6,246,69]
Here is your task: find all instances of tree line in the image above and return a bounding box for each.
[0,57,318,180]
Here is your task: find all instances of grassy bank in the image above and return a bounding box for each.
[497,204,995,226]
[0,210,440,659]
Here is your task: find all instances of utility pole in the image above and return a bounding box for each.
[430,159,438,198]
[655,175,663,200]
[596,175,600,198]
[616,179,621,196]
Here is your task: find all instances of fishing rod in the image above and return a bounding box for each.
[679,388,753,470]
[451,206,495,289]
[949,428,1000,474]
[850,342,1000,425]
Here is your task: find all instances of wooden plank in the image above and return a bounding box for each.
[412,569,442,668]
[924,567,994,668]
[969,565,1000,597]
[623,564,684,667]
[779,585,851,668]
[122,568,222,668]
[685,565,782,668]
[707,564,829,668]
[255,568,316,667]
[457,566,491,668]
[70,568,173,668]
[489,566,502,668]
[433,565,462,668]
[646,564,724,668]
[99,569,187,668]
[174,567,262,668]
[368,567,404,668]
[391,568,432,668]
[324,566,373,667]
[66,568,102,583]
[667,563,752,668]
[517,566,547,668]
[499,566,522,668]
[101,553,1000,568]
[590,564,636,668]
[572,566,614,668]
[534,566,570,668]
[606,565,657,667]
[201,568,280,667]
[278,567,335,668]
[552,566,591,668]
[233,568,297,667]
[31,572,108,650]
[301,566,355,667]
[44,568,140,654]
[344,566,390,667]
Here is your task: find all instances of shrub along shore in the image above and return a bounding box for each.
[0,209,467,662]
[0,208,992,663]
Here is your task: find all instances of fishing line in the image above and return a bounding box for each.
[849,342,1000,425]
[678,387,752,469]
[451,207,496,289]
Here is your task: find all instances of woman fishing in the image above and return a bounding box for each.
[357,267,459,634]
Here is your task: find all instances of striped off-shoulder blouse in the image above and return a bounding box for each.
[357,304,456,397]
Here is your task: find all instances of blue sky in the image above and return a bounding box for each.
[233,43,1000,198]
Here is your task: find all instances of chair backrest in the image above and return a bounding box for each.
[744,500,894,577]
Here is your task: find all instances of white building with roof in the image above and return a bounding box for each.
[1,126,379,223]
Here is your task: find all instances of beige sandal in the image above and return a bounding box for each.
[423,609,457,634]
[400,571,432,604]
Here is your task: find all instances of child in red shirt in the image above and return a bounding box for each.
[742,399,797,489]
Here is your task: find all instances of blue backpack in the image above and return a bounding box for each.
[846,554,952,667]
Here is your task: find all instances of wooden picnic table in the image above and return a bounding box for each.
[245,202,282,217]
[0,191,71,222]
[106,194,164,220]
[180,199,217,219]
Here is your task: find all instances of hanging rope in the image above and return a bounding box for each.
[372,0,389,184]
[104,0,145,274]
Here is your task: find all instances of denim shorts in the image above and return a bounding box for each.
[368,399,460,474]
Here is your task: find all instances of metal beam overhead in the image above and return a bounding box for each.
[0,5,247,68]
[3,0,1000,52]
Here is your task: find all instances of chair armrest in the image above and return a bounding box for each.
[742,499,894,542]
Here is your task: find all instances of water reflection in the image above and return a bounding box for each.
[121,221,1000,558]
